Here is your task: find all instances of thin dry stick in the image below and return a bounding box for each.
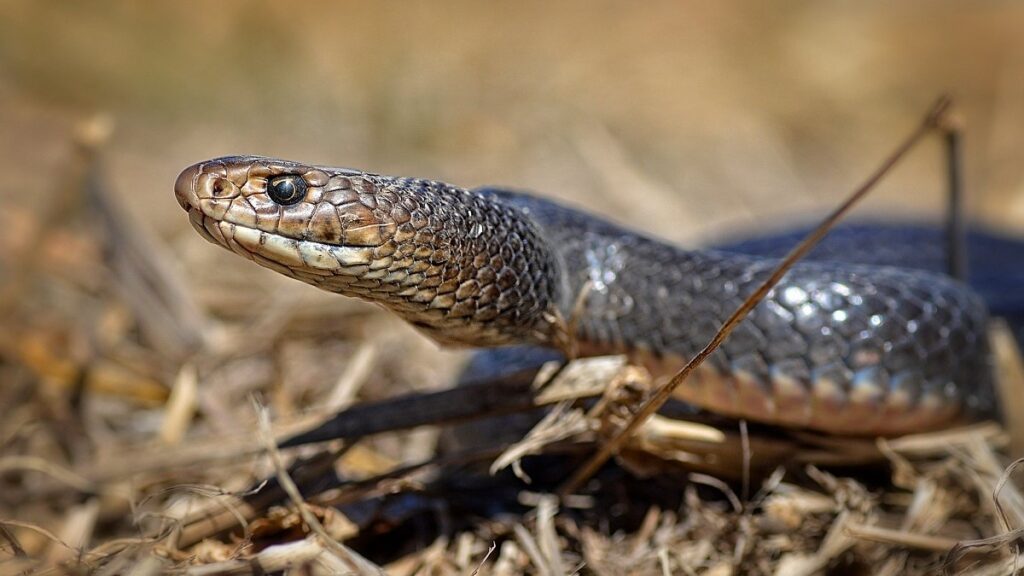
[844,522,961,553]
[740,420,751,503]
[253,399,385,575]
[559,96,955,495]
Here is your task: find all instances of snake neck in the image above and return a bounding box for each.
[319,178,570,349]
[174,156,571,349]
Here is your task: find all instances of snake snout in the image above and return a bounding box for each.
[173,163,201,212]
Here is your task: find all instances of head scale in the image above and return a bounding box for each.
[174,156,564,347]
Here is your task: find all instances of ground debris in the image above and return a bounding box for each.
[3,121,1024,576]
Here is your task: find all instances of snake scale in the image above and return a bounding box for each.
[174,156,999,436]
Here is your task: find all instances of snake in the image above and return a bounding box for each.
[173,155,1003,437]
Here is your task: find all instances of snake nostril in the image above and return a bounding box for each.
[212,180,226,195]
[211,177,237,198]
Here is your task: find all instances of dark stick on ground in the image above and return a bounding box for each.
[280,368,543,447]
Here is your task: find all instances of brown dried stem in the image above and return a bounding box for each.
[559,96,956,495]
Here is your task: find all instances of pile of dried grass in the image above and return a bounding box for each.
[2,121,1024,576]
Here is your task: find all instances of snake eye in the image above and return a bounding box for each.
[267,175,308,205]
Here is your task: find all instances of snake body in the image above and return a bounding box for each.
[174,156,996,436]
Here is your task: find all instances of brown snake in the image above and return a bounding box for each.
[174,156,994,436]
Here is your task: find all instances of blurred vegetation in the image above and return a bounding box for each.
[2,3,1024,573]
[1,1,1022,246]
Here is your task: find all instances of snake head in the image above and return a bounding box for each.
[174,156,563,347]
[174,156,398,270]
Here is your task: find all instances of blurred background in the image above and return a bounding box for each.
[4,1,1023,241]
[1,1,1023,569]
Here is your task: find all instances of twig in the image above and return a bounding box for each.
[740,420,751,503]
[0,456,95,494]
[844,522,960,553]
[280,367,545,447]
[158,362,198,445]
[470,541,498,576]
[184,536,350,576]
[689,473,743,514]
[252,398,385,575]
[940,111,968,281]
[558,96,956,495]
[324,342,377,412]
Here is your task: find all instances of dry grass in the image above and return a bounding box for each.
[3,3,1024,574]
[0,111,1021,575]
